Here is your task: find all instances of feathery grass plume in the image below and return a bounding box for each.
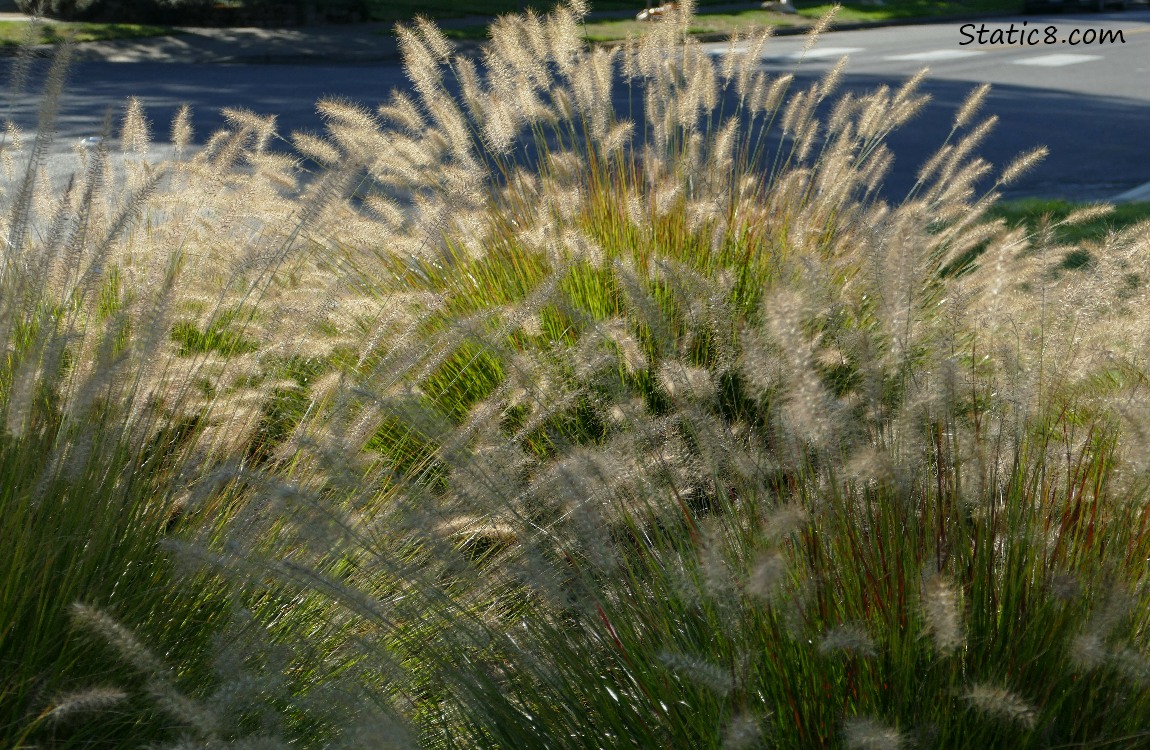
[1070,584,1134,670]
[921,573,963,654]
[827,89,857,135]
[490,14,552,91]
[1062,202,1114,226]
[144,676,222,737]
[395,22,442,100]
[521,9,552,71]
[892,67,929,111]
[480,94,520,156]
[170,103,193,157]
[120,96,151,158]
[735,27,773,101]
[4,354,39,437]
[954,82,991,130]
[0,120,21,180]
[747,551,789,601]
[572,46,617,140]
[761,503,808,542]
[963,683,1037,729]
[719,28,744,89]
[2,10,43,102]
[452,55,488,124]
[378,89,425,136]
[1107,640,1150,685]
[929,115,998,197]
[1071,630,1110,672]
[222,107,277,155]
[5,41,72,271]
[659,651,735,696]
[71,603,168,677]
[317,97,379,136]
[762,287,846,451]
[291,130,341,169]
[843,717,903,750]
[855,84,891,142]
[819,55,849,103]
[998,146,1047,187]
[819,624,877,658]
[423,90,475,166]
[722,713,763,750]
[547,2,583,77]
[46,687,128,723]
[696,514,738,597]
[779,84,813,137]
[753,72,793,116]
[601,118,634,159]
[802,4,840,55]
[413,14,454,63]
[710,115,740,173]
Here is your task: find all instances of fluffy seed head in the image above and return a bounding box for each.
[722,713,763,749]
[659,651,735,696]
[843,717,903,750]
[121,96,151,157]
[964,683,1037,729]
[292,130,342,167]
[955,82,991,129]
[48,688,128,722]
[999,146,1047,186]
[414,14,454,62]
[819,624,876,657]
[1063,203,1114,226]
[170,104,193,156]
[922,574,963,653]
[71,603,167,675]
[803,5,840,54]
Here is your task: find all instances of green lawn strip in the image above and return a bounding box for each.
[937,198,1150,279]
[991,198,1150,246]
[0,20,179,47]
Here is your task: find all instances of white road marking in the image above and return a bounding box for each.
[785,46,864,60]
[1113,181,1150,203]
[706,44,746,56]
[884,49,985,62]
[707,44,863,60]
[1013,53,1103,67]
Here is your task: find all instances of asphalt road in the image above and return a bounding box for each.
[702,8,1150,201]
[2,8,1148,203]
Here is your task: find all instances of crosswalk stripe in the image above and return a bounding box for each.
[884,49,986,62]
[783,46,864,60]
[1013,53,1103,66]
[707,44,863,60]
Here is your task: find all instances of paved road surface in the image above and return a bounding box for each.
[704,9,1150,201]
[2,9,1148,202]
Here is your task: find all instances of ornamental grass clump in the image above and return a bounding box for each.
[7,1,1150,748]
[162,3,1150,747]
[0,32,401,748]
